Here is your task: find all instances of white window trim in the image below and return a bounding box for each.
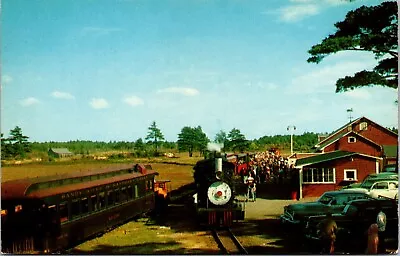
[344,169,358,181]
[348,136,357,143]
[359,122,368,131]
[302,167,336,184]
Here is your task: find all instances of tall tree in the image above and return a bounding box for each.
[194,126,209,156]
[227,128,248,152]
[177,126,209,157]
[145,121,165,152]
[6,126,31,158]
[307,1,398,92]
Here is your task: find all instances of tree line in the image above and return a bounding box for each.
[1,122,325,160]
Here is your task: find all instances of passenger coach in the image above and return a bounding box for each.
[1,164,158,253]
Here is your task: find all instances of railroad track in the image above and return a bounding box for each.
[211,228,248,255]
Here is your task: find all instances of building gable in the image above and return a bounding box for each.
[314,116,398,151]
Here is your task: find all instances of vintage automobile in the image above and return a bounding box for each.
[304,198,398,253]
[343,172,398,189]
[345,180,398,199]
[280,190,371,229]
[383,163,398,173]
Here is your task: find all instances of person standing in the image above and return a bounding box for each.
[376,207,387,254]
[366,223,379,254]
[317,213,338,254]
[245,173,256,201]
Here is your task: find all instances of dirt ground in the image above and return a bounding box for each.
[71,187,318,255]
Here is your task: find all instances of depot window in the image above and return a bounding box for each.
[359,122,368,131]
[303,167,335,183]
[348,137,356,143]
[344,169,357,181]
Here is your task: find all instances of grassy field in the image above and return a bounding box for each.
[1,153,204,190]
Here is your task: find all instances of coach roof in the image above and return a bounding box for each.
[1,164,157,199]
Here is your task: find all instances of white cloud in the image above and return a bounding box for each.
[20,97,40,106]
[123,95,144,106]
[272,0,351,23]
[51,91,75,100]
[157,87,199,96]
[280,4,319,22]
[2,75,13,85]
[89,98,109,109]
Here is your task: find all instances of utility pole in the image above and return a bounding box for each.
[287,125,296,155]
[347,108,353,123]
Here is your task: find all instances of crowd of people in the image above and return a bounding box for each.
[239,150,300,202]
[239,150,298,185]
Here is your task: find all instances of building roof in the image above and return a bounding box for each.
[314,116,398,150]
[288,153,321,159]
[383,145,398,158]
[49,148,73,154]
[295,150,380,167]
[315,131,382,152]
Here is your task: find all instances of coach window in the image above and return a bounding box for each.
[59,202,68,223]
[90,195,98,211]
[115,189,121,204]
[107,191,115,206]
[98,192,106,210]
[120,187,128,202]
[134,185,139,198]
[127,186,133,200]
[81,197,89,215]
[71,199,80,219]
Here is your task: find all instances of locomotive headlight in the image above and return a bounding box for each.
[207,181,232,205]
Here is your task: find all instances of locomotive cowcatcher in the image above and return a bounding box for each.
[193,152,245,227]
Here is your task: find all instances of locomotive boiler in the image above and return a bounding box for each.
[193,152,245,227]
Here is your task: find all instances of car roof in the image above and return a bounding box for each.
[323,190,368,196]
[368,173,398,178]
[348,198,397,207]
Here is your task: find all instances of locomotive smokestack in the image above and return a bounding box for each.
[215,152,222,179]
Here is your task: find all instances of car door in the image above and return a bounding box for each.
[370,181,389,198]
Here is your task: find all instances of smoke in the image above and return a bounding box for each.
[207,142,224,152]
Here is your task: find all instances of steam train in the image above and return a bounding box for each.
[193,152,245,227]
[1,164,160,254]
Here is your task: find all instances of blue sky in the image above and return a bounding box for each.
[2,0,398,142]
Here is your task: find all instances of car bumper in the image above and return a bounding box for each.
[280,215,300,224]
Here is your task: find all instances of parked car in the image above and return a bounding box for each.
[342,172,398,189]
[383,163,398,173]
[345,180,398,199]
[304,198,398,253]
[280,190,371,229]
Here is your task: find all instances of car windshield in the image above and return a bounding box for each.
[342,204,357,216]
[360,180,375,189]
[318,194,334,204]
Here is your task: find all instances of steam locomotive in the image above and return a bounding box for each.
[193,152,245,227]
